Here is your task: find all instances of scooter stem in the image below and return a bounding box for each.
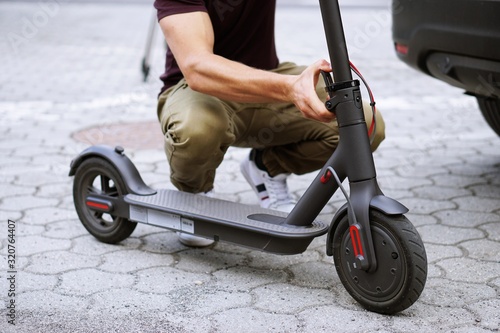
[319,0,352,82]
[285,0,380,271]
[286,0,375,228]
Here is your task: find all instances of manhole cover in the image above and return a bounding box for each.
[72,121,163,150]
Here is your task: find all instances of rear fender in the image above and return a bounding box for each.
[69,145,156,196]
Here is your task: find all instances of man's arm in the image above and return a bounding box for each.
[159,11,334,122]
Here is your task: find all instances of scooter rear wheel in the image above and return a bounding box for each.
[332,210,427,314]
[73,157,137,243]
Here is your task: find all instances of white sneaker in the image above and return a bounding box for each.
[240,156,271,208]
[240,153,296,213]
[177,190,215,247]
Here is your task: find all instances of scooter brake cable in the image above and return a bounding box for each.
[325,166,358,227]
[349,61,377,145]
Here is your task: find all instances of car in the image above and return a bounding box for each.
[392,0,500,136]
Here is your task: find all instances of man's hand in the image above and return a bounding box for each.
[289,59,335,123]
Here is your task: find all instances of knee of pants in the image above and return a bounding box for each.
[163,107,235,163]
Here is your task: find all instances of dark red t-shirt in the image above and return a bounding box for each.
[154,0,280,93]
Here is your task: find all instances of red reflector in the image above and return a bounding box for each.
[86,201,110,211]
[349,225,364,257]
[395,43,409,55]
[320,170,332,184]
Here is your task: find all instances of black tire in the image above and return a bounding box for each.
[477,96,500,137]
[332,210,427,314]
[73,157,137,243]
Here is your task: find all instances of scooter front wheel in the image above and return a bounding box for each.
[332,210,427,314]
[73,157,137,243]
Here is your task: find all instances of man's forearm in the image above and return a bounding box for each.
[182,53,294,104]
[183,53,334,122]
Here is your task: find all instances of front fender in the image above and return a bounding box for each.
[325,196,408,256]
[69,145,156,196]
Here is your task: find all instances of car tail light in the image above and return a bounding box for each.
[395,43,409,55]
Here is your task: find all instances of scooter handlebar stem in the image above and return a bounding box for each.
[319,0,352,82]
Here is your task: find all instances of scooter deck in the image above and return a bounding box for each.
[125,189,329,254]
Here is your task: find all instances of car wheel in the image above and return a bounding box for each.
[477,96,500,137]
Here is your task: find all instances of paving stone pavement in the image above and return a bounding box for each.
[1,1,499,332]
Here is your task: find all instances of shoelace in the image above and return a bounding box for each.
[264,176,293,205]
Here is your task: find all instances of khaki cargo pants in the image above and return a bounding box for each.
[157,62,385,193]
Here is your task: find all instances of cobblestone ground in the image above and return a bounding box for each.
[0,1,499,332]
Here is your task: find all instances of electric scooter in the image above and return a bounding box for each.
[69,0,427,315]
